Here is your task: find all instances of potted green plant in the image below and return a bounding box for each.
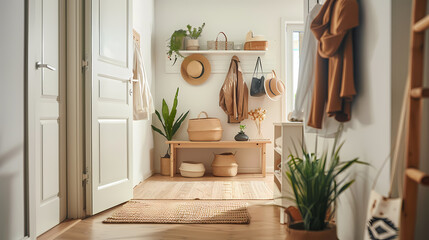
[234,124,249,141]
[186,23,205,50]
[167,29,187,65]
[284,135,368,240]
[151,88,189,175]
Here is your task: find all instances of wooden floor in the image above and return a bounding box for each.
[55,174,287,240]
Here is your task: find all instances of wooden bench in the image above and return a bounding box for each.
[166,140,271,177]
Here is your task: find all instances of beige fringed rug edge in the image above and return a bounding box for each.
[103,200,250,224]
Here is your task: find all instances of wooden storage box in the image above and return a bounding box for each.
[187,111,223,141]
[212,152,238,177]
[244,41,268,50]
[179,162,205,178]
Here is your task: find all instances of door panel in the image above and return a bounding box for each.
[99,0,128,65]
[86,0,133,215]
[41,0,59,97]
[41,120,60,200]
[99,119,129,186]
[98,76,129,103]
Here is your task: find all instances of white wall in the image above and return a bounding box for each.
[132,0,156,186]
[154,0,303,174]
[0,0,26,239]
[334,0,392,239]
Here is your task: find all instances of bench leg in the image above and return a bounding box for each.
[262,144,266,177]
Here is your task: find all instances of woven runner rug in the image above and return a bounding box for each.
[103,200,250,224]
[133,181,273,200]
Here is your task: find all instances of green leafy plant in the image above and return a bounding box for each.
[239,124,246,133]
[151,88,189,158]
[285,134,368,231]
[186,23,205,39]
[167,29,187,65]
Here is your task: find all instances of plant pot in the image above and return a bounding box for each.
[160,157,170,176]
[286,222,338,240]
[234,132,249,141]
[186,38,200,50]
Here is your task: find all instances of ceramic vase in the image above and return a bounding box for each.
[234,132,249,141]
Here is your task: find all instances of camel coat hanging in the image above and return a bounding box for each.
[219,56,248,123]
[308,0,359,129]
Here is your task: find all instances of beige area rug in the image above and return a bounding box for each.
[103,200,250,224]
[133,181,273,200]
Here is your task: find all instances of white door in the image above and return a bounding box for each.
[30,0,66,235]
[85,0,134,215]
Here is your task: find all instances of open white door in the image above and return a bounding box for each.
[29,0,67,235]
[85,0,134,215]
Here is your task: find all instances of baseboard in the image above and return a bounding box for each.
[37,219,81,240]
[143,170,154,180]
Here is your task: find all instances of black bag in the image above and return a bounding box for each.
[250,57,265,97]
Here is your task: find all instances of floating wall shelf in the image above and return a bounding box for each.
[178,50,267,55]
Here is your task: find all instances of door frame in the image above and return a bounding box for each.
[65,0,87,219]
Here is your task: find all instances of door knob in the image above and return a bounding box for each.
[36,61,56,71]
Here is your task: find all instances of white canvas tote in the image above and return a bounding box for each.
[364,191,402,240]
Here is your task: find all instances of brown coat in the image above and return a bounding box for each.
[308,0,359,129]
[219,56,248,123]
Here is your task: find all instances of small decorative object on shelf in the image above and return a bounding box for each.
[207,32,234,50]
[248,108,266,139]
[186,23,205,50]
[167,29,187,65]
[234,125,249,141]
[244,31,268,50]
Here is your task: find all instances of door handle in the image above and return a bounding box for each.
[36,61,56,71]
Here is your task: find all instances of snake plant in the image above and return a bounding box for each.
[151,88,189,157]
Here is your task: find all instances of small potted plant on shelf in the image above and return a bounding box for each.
[186,23,205,50]
[284,132,368,240]
[151,88,189,175]
[234,124,249,141]
[167,29,187,65]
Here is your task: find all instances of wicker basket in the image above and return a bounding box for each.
[179,162,205,178]
[244,41,268,50]
[207,32,234,50]
[187,111,223,141]
[212,152,238,177]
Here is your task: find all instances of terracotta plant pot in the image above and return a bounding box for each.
[160,157,170,176]
[186,38,200,50]
[286,222,338,240]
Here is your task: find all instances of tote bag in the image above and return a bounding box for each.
[250,57,265,96]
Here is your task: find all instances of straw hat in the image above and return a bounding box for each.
[180,54,211,85]
[264,71,285,101]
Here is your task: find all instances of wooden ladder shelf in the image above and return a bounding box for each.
[401,0,429,239]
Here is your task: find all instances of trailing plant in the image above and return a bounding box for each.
[186,23,205,39]
[285,131,368,231]
[167,29,187,65]
[151,88,189,158]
